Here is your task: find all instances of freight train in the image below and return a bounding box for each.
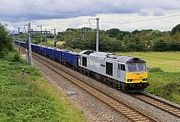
[15,41,149,92]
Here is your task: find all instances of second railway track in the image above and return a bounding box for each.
[32,52,157,122]
[132,93,180,118]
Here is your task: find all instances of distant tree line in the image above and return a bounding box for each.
[13,24,180,52]
[62,24,180,52]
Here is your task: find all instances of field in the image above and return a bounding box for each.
[0,59,85,121]
[40,40,65,47]
[116,52,180,72]
[40,40,82,52]
[115,52,180,104]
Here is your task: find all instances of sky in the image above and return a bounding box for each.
[0,0,180,33]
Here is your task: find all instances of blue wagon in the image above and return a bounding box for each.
[53,49,62,61]
[19,41,27,48]
[62,51,79,67]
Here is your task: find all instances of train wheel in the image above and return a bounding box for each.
[120,83,125,91]
[112,82,118,88]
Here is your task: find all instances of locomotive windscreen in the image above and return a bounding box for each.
[127,63,147,72]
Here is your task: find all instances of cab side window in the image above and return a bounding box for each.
[82,57,87,67]
[121,64,126,71]
[106,62,113,76]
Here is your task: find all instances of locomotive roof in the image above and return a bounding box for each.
[116,56,146,63]
[89,52,112,58]
[79,50,111,58]
[80,50,146,63]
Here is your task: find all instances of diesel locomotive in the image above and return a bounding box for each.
[15,41,149,92]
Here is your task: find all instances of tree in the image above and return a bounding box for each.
[171,24,180,35]
[66,28,76,32]
[132,30,140,34]
[106,28,120,37]
[152,39,168,51]
[168,40,180,51]
[57,33,65,41]
[49,25,180,52]
[0,24,13,58]
[150,30,163,39]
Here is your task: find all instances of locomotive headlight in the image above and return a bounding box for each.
[142,78,147,81]
[127,79,133,82]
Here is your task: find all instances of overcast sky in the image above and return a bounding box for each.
[0,0,180,32]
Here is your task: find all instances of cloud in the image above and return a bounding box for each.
[0,0,180,22]
[152,9,165,16]
[139,9,165,16]
[139,9,152,16]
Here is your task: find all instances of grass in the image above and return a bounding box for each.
[48,40,65,45]
[56,41,65,46]
[0,59,85,122]
[116,52,180,72]
[146,72,180,104]
[40,40,65,46]
[40,40,82,52]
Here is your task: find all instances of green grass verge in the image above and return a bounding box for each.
[0,60,85,122]
[146,71,180,104]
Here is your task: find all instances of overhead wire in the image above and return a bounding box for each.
[121,13,180,24]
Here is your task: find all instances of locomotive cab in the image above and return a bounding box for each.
[126,63,148,83]
[124,58,149,91]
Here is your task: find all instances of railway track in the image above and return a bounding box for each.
[132,93,180,119]
[32,53,157,122]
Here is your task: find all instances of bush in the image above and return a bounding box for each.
[5,51,21,62]
[0,24,13,55]
[149,67,163,72]
[0,48,9,59]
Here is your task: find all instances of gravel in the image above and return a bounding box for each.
[32,57,129,122]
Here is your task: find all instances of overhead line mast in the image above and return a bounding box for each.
[28,23,32,66]
[96,18,99,52]
[89,17,100,52]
